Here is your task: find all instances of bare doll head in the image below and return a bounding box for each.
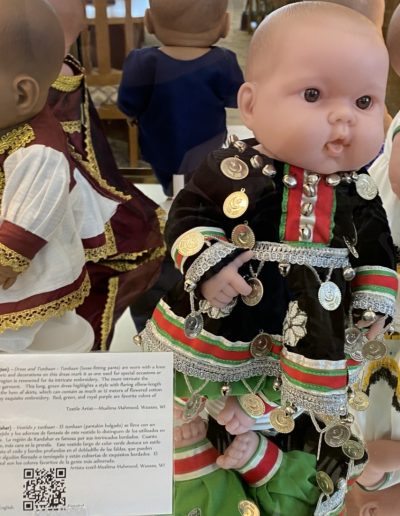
[145,0,230,47]
[46,0,86,54]
[315,0,385,29]
[386,4,400,78]
[238,1,388,175]
[0,0,64,133]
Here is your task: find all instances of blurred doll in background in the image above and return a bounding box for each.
[140,2,396,514]
[46,0,165,350]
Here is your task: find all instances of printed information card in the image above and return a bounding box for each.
[0,352,173,516]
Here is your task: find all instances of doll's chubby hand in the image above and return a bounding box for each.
[200,250,253,308]
[217,396,255,435]
[0,265,19,290]
[388,134,400,198]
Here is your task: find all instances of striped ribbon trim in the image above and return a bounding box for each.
[258,391,278,414]
[281,349,348,393]
[171,226,227,273]
[152,300,283,365]
[174,439,219,481]
[351,267,398,299]
[280,164,335,245]
[238,435,283,487]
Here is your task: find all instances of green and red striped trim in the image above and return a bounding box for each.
[351,267,398,299]
[174,439,220,481]
[237,435,283,487]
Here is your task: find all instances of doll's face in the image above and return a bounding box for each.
[239,22,388,174]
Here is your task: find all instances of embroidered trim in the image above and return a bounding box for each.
[0,124,35,155]
[282,300,307,347]
[61,120,82,134]
[0,242,30,272]
[52,72,83,92]
[103,246,165,272]
[314,484,346,516]
[84,221,118,263]
[0,272,90,332]
[352,292,396,317]
[185,241,237,285]
[100,276,119,351]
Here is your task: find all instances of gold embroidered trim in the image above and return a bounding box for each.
[0,167,5,201]
[361,356,400,400]
[156,206,167,234]
[100,276,119,351]
[52,72,83,92]
[0,271,91,332]
[103,246,165,272]
[84,221,118,263]
[0,124,35,155]
[0,242,30,272]
[61,120,82,134]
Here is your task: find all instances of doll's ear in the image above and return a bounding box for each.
[220,12,230,38]
[360,502,379,515]
[145,8,155,34]
[13,75,40,118]
[237,82,256,129]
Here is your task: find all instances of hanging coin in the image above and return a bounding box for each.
[362,340,387,360]
[220,156,249,180]
[241,277,264,306]
[250,332,273,358]
[348,391,369,411]
[238,500,260,516]
[223,189,249,218]
[316,471,334,496]
[324,423,351,447]
[231,224,256,249]
[342,439,365,460]
[182,394,206,422]
[177,231,205,257]
[239,393,265,418]
[345,327,362,346]
[355,174,378,200]
[269,407,295,433]
[343,236,359,258]
[184,312,204,338]
[318,281,342,311]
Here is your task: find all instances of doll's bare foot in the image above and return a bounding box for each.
[216,431,259,469]
[217,396,256,434]
[174,416,207,448]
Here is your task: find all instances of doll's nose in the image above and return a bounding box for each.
[328,104,356,125]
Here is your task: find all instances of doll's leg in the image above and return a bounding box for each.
[174,416,208,448]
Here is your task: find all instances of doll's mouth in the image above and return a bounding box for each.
[325,139,349,156]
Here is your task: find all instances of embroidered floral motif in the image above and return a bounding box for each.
[282,300,307,347]
[0,124,35,155]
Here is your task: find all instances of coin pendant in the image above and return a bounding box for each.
[343,237,359,258]
[184,312,204,338]
[241,277,264,306]
[250,332,273,358]
[177,231,205,257]
[239,393,265,418]
[316,471,334,496]
[238,500,260,516]
[348,391,369,411]
[342,439,365,460]
[269,407,295,433]
[220,156,249,180]
[231,224,256,249]
[223,190,249,218]
[345,327,362,346]
[355,174,378,200]
[362,340,387,360]
[182,394,206,422]
[318,281,341,311]
[324,423,351,447]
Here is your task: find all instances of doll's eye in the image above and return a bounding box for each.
[355,95,372,110]
[304,88,320,102]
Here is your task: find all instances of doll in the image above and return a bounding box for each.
[117,0,244,198]
[140,2,397,514]
[0,0,104,351]
[46,0,165,350]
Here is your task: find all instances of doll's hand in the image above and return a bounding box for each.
[217,396,255,435]
[200,250,253,308]
[216,431,259,470]
[0,265,19,290]
[388,135,400,198]
[356,314,386,340]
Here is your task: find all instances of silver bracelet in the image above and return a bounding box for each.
[185,241,237,287]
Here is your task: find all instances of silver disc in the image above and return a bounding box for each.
[355,174,378,200]
[345,327,362,346]
[184,312,204,338]
[318,281,341,311]
[250,332,273,358]
[220,156,249,180]
[362,340,387,360]
[342,439,365,460]
[324,423,351,447]
[183,394,206,422]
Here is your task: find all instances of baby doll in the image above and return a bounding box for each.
[0,0,102,351]
[140,2,397,514]
[117,0,244,198]
[46,0,165,350]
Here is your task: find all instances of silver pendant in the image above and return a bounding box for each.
[318,281,341,311]
[220,156,249,180]
[250,332,273,358]
[355,173,378,200]
[182,394,206,422]
[342,439,365,460]
[324,423,351,447]
[184,312,204,338]
[343,236,359,258]
[345,326,362,346]
[361,340,387,360]
[241,277,264,306]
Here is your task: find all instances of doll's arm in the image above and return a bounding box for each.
[0,145,70,274]
[358,439,400,488]
[389,128,400,198]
